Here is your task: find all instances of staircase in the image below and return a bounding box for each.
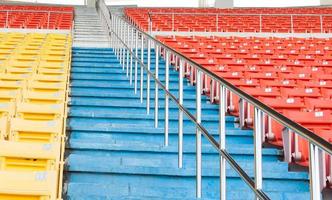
[73,7,110,48]
[65,47,310,199]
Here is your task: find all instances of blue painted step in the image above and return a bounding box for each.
[65,47,310,200]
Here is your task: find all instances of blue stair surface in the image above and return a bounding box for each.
[65,47,310,200]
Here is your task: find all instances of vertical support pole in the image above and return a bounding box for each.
[122,24,126,70]
[126,24,130,77]
[254,108,263,200]
[291,15,294,33]
[134,29,138,94]
[259,14,262,32]
[165,51,170,146]
[5,11,8,28]
[147,38,151,114]
[216,14,219,32]
[320,15,323,33]
[219,84,226,200]
[154,45,159,128]
[178,59,184,169]
[114,16,118,56]
[196,70,202,198]
[148,13,152,34]
[111,15,114,50]
[140,34,144,103]
[310,143,321,200]
[172,13,175,32]
[130,27,134,85]
[47,11,51,29]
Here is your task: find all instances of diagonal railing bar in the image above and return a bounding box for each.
[97,1,332,199]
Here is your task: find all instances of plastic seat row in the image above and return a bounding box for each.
[157,35,332,187]
[0,5,73,30]
[125,7,332,33]
[0,33,71,200]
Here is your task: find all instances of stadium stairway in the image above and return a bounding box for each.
[64,47,311,199]
[73,7,110,48]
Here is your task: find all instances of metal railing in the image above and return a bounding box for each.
[97,0,332,199]
[0,10,72,29]
[132,12,332,33]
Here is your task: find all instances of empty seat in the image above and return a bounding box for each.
[0,140,60,171]
[0,171,56,200]
[16,103,64,121]
[9,118,63,143]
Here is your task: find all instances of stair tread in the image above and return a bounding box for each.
[66,48,310,199]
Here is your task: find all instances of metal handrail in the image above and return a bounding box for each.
[105,11,271,200]
[137,11,331,33]
[122,13,332,156]
[147,12,332,17]
[98,0,332,199]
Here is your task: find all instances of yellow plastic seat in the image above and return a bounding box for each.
[16,51,40,57]
[0,171,56,200]
[0,49,13,55]
[32,74,67,83]
[28,80,66,92]
[0,79,26,90]
[16,102,64,121]
[9,118,63,143]
[0,90,22,103]
[38,68,68,76]
[23,91,65,104]
[0,73,29,82]
[0,45,16,51]
[0,140,60,171]
[42,56,67,63]
[6,67,35,76]
[42,49,68,56]
[39,61,68,70]
[14,55,39,62]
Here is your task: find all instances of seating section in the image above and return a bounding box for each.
[126,7,332,33]
[0,32,71,199]
[0,5,73,29]
[157,35,332,177]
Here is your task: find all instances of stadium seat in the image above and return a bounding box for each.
[9,118,63,143]
[16,103,64,120]
[0,140,60,171]
[0,171,57,200]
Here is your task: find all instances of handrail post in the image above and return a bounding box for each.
[178,59,184,169]
[47,11,50,29]
[154,44,159,128]
[310,143,321,200]
[5,11,9,28]
[219,84,226,200]
[254,108,263,200]
[140,34,144,103]
[172,13,175,33]
[126,24,130,77]
[259,14,262,33]
[216,14,219,32]
[134,29,138,94]
[196,69,202,198]
[121,22,125,69]
[148,12,152,34]
[147,38,151,114]
[165,50,170,146]
[291,15,294,33]
[320,15,323,33]
[130,27,134,85]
